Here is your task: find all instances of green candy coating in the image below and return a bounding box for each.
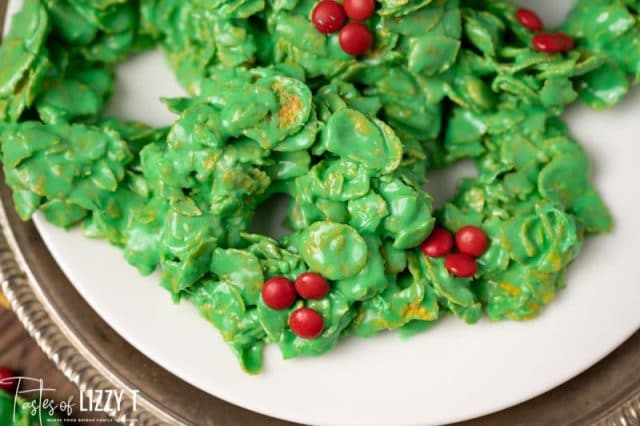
[299,221,368,280]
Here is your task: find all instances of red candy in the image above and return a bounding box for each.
[339,22,373,56]
[344,0,376,21]
[444,253,478,278]
[455,226,488,257]
[312,0,346,34]
[532,32,574,53]
[261,276,297,310]
[421,227,454,258]
[516,8,544,32]
[289,308,324,339]
[295,272,329,300]
[0,367,17,393]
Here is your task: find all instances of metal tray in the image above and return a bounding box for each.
[0,4,639,424]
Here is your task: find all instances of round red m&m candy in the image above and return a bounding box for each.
[261,276,296,310]
[312,0,346,34]
[532,32,574,53]
[339,22,373,56]
[344,0,376,21]
[444,253,478,278]
[421,227,454,258]
[455,226,488,257]
[516,8,544,32]
[289,308,324,339]
[295,272,329,300]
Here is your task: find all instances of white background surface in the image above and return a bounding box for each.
[5,1,640,424]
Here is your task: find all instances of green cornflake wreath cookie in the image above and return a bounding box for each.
[0,0,637,373]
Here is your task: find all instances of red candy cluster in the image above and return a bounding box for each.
[261,272,329,339]
[311,0,375,56]
[515,7,574,54]
[421,225,488,278]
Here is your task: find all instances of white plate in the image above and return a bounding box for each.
[6,1,640,424]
